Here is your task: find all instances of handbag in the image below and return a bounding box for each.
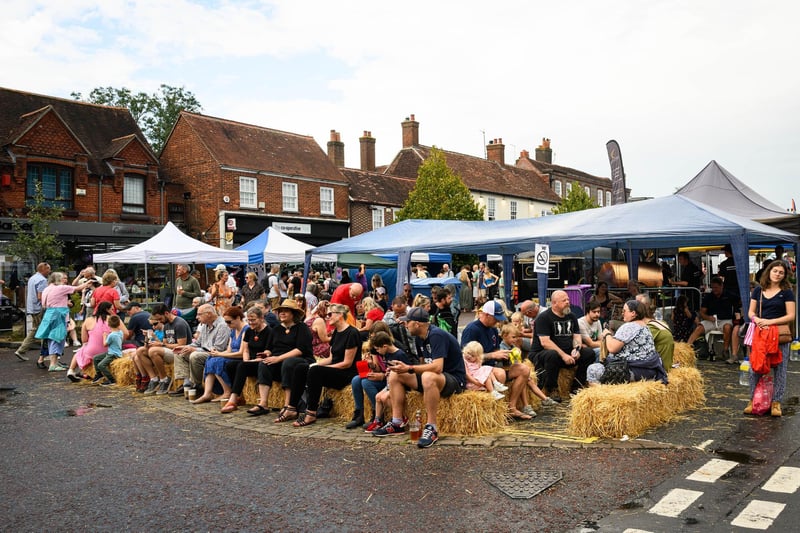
[743,322,755,346]
[316,396,334,418]
[751,375,774,416]
[599,358,630,385]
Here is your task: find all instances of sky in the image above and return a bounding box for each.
[2,0,798,208]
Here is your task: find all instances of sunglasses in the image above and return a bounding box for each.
[326,312,340,318]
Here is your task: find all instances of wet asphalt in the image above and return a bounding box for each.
[1,344,797,532]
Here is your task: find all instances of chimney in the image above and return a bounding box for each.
[359,130,376,171]
[486,138,505,165]
[535,137,552,164]
[520,149,530,159]
[401,114,419,148]
[327,130,345,167]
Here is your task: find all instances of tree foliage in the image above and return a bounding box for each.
[6,181,64,264]
[71,84,202,153]
[395,147,484,222]
[551,182,599,214]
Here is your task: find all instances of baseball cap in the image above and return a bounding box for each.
[123,301,143,311]
[398,306,430,323]
[214,264,227,272]
[481,300,507,322]
[376,286,386,295]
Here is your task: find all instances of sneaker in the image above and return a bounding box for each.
[143,380,160,395]
[548,395,562,404]
[67,372,81,383]
[372,421,406,437]
[48,365,68,372]
[135,375,142,390]
[540,397,558,407]
[100,380,116,387]
[168,384,188,397]
[91,374,105,384]
[398,416,409,428]
[137,377,151,393]
[417,423,439,448]
[491,390,505,400]
[493,380,509,392]
[155,377,172,395]
[72,340,82,347]
[14,351,29,361]
[522,405,538,418]
[364,419,384,433]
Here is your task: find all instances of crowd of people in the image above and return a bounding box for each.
[8,247,796,448]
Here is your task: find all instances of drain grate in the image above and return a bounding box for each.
[481,470,562,499]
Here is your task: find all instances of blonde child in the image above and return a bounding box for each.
[462,341,506,400]
[500,323,557,408]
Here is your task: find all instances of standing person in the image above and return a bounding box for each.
[264,264,282,309]
[238,271,265,307]
[208,270,234,316]
[671,252,703,311]
[483,265,499,301]
[744,260,795,417]
[529,290,595,402]
[330,282,364,326]
[718,244,739,295]
[458,265,473,313]
[14,262,51,362]
[174,264,201,309]
[90,270,124,314]
[35,273,94,371]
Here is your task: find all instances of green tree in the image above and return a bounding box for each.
[71,84,202,153]
[396,147,484,221]
[551,182,599,214]
[6,181,64,264]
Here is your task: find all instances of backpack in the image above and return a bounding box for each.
[389,322,419,364]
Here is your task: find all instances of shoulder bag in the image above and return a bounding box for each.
[599,357,630,385]
[759,291,792,344]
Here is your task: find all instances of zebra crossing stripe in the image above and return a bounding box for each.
[762,466,800,493]
[730,500,785,530]
[648,488,703,517]
[685,458,738,483]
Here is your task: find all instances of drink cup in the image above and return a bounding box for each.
[409,426,421,442]
[184,387,190,399]
[188,389,197,401]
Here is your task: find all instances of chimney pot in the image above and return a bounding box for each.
[401,114,419,148]
[360,130,377,171]
[327,129,345,167]
[486,137,505,165]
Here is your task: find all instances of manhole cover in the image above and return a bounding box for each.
[481,470,562,499]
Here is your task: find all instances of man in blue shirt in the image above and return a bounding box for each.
[373,307,465,448]
[461,300,531,417]
[123,301,151,347]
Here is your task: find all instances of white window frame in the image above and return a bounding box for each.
[239,176,257,209]
[565,181,572,195]
[487,196,496,220]
[372,206,385,229]
[122,174,145,214]
[320,187,334,215]
[509,200,518,220]
[597,189,604,206]
[554,180,562,197]
[584,186,591,197]
[282,182,298,212]
[606,191,612,206]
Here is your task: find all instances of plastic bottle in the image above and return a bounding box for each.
[409,409,422,443]
[790,339,800,362]
[739,357,750,386]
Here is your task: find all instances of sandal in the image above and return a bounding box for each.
[220,401,238,414]
[247,405,270,416]
[508,409,533,421]
[190,395,212,405]
[274,406,298,423]
[293,411,317,427]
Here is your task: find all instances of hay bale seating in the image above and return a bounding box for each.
[567,366,705,439]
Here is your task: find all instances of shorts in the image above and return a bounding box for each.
[415,372,463,398]
[701,319,732,334]
[161,348,175,362]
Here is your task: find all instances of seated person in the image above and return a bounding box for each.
[516,300,540,353]
[636,293,675,369]
[191,306,248,404]
[588,299,669,386]
[670,295,699,343]
[171,304,231,396]
[688,277,739,361]
[138,303,192,395]
[529,290,595,402]
[578,298,603,360]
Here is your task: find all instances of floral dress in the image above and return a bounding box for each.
[671,308,696,342]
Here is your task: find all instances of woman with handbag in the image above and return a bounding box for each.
[744,260,795,417]
[586,300,669,386]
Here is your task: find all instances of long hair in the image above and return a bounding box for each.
[95,301,114,321]
[759,260,791,290]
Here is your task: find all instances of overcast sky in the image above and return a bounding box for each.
[2,0,798,208]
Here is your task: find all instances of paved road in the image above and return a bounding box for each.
[1,347,798,532]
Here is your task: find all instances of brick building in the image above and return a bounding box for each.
[160,112,350,247]
[0,86,175,267]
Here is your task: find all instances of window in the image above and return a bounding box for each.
[584,186,591,197]
[565,182,572,195]
[282,182,298,212]
[320,187,334,215]
[487,196,496,220]
[372,206,384,229]
[239,177,257,209]
[123,174,145,213]
[606,191,612,206]
[26,163,73,209]
[510,200,518,220]
[597,189,604,206]
[553,180,562,197]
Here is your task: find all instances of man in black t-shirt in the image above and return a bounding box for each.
[672,252,703,311]
[692,277,740,359]
[530,291,594,402]
[717,244,739,295]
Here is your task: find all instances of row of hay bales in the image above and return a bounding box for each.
[104,342,704,439]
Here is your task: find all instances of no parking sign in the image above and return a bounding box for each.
[534,243,550,274]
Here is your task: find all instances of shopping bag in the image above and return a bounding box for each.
[751,375,774,416]
[743,323,755,346]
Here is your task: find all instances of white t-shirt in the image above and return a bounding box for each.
[267,275,279,298]
[578,316,602,343]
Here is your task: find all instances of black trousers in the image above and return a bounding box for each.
[531,347,594,392]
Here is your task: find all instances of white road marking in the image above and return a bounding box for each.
[686,458,738,483]
[730,500,786,530]
[622,529,653,533]
[648,488,703,518]
[694,439,714,451]
[762,466,800,493]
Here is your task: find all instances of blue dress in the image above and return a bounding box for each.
[204,325,249,386]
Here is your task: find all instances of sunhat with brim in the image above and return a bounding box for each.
[214,264,227,272]
[275,298,305,321]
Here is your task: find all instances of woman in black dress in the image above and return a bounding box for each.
[220,306,272,413]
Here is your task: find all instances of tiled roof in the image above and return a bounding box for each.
[385,145,560,204]
[0,86,154,175]
[176,112,347,183]
[519,154,610,185]
[340,167,415,207]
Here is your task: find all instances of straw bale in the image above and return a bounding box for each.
[109,357,175,389]
[567,366,705,439]
[672,342,697,368]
